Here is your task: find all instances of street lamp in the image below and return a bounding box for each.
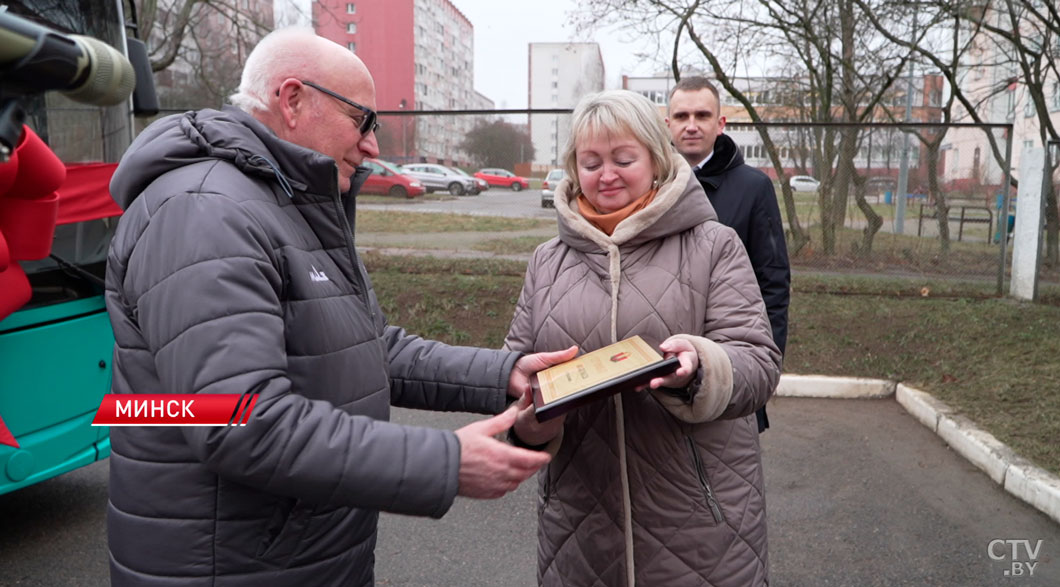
[398,98,408,163]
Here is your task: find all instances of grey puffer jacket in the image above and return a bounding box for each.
[504,156,781,587]
[105,107,519,586]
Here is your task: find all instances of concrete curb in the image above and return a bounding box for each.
[777,374,1060,526]
[776,374,895,398]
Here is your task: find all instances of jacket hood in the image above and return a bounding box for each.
[694,133,743,180]
[553,152,717,253]
[110,106,368,210]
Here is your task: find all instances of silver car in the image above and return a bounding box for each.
[540,168,566,208]
[446,166,488,194]
[400,163,479,196]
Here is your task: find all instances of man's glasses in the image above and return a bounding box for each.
[293,80,380,136]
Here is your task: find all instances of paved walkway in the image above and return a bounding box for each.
[376,398,1060,586]
[355,231,1060,530]
[4,397,1055,585]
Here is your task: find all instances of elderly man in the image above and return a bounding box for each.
[666,76,790,433]
[104,28,571,586]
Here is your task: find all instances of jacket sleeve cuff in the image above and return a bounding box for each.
[507,427,563,458]
[650,333,733,423]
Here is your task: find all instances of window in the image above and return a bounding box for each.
[930,88,942,107]
[346,2,356,13]
[347,22,357,34]
[644,90,665,105]
[1053,82,1060,111]
[347,42,356,53]
[1025,95,1035,118]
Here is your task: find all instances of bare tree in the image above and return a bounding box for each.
[858,3,971,255]
[460,121,535,170]
[129,0,273,107]
[579,0,917,255]
[968,0,1059,264]
[859,0,1060,264]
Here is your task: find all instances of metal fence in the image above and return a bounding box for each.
[723,120,1022,293]
[116,108,1060,295]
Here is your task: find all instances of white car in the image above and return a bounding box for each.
[540,169,566,208]
[789,175,821,192]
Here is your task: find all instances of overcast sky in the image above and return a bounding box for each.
[450,0,660,109]
[275,0,664,109]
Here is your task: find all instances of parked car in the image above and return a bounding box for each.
[446,166,488,193]
[474,168,530,191]
[540,168,566,208]
[360,158,425,198]
[400,163,479,196]
[789,175,821,192]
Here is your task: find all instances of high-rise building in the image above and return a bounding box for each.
[528,43,605,167]
[314,0,482,165]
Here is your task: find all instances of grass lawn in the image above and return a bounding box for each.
[363,252,1060,476]
[471,235,555,255]
[355,209,553,233]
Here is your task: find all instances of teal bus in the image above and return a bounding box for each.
[0,0,152,494]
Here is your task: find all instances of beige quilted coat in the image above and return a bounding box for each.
[504,155,782,587]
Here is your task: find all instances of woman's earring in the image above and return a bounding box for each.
[652,178,659,188]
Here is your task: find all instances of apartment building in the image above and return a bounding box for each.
[528,43,605,167]
[944,7,1060,195]
[314,0,482,165]
[623,72,944,183]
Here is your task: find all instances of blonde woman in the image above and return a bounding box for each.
[505,90,781,586]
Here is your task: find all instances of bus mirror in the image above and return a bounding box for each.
[126,38,159,117]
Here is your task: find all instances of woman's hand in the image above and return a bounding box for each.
[508,346,579,402]
[512,386,565,447]
[648,337,700,390]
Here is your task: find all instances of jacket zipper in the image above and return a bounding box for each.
[332,192,376,322]
[542,464,551,505]
[686,436,724,523]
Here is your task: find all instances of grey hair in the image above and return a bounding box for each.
[229,27,320,113]
[563,89,676,195]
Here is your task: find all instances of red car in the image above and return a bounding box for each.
[474,168,530,191]
[360,158,426,198]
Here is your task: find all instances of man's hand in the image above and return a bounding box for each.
[507,345,579,400]
[454,405,551,499]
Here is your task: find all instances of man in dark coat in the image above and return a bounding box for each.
[104,28,572,586]
[666,77,790,432]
